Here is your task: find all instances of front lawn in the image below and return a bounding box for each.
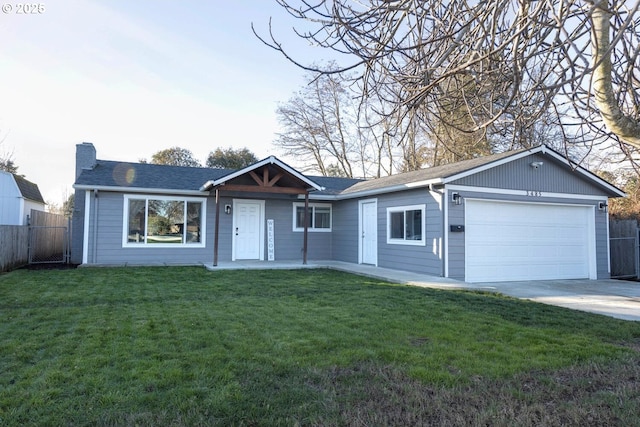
[1,267,639,426]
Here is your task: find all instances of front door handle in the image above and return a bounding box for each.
[235,227,239,236]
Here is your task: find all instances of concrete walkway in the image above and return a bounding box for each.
[205,260,640,321]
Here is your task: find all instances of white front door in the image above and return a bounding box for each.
[360,199,378,265]
[233,200,264,260]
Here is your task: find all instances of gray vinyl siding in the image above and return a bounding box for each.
[80,193,334,265]
[86,192,214,265]
[446,190,611,281]
[376,189,443,276]
[452,153,610,196]
[447,198,465,281]
[265,199,332,261]
[331,199,359,263]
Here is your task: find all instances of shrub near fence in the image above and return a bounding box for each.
[0,225,29,272]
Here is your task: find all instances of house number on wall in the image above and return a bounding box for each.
[526,190,542,197]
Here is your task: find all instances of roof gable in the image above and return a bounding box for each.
[200,156,324,193]
[338,145,624,198]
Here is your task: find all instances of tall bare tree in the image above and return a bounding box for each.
[256,0,640,155]
[275,68,363,177]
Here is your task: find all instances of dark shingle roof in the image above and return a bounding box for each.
[75,146,622,198]
[73,150,526,196]
[75,160,366,195]
[14,174,45,203]
[75,161,234,192]
[341,149,526,194]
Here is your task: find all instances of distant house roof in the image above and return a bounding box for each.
[13,174,45,204]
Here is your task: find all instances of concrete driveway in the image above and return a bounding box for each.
[467,279,640,321]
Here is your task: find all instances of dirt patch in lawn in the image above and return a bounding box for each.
[310,353,640,426]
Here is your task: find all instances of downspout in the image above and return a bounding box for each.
[430,183,447,278]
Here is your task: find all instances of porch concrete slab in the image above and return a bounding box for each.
[204,261,640,321]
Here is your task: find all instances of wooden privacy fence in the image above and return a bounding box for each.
[0,226,30,272]
[28,210,70,264]
[0,210,70,272]
[609,219,639,280]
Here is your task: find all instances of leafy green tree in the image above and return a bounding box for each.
[206,147,258,169]
[148,147,201,167]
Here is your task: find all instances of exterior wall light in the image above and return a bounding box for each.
[451,192,462,205]
[598,201,608,212]
[530,161,544,169]
[225,204,232,215]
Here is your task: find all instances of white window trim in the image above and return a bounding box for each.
[386,204,426,246]
[292,202,332,232]
[122,194,207,248]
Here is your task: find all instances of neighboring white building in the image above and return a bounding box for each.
[0,170,46,225]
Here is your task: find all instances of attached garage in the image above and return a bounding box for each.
[464,199,596,282]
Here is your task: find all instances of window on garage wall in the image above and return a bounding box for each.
[386,204,425,245]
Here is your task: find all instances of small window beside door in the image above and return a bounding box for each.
[293,203,332,232]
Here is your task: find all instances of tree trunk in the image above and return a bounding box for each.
[591,2,640,149]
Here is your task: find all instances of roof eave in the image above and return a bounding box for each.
[330,178,443,200]
[73,184,210,196]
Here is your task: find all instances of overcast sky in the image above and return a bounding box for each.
[0,0,331,206]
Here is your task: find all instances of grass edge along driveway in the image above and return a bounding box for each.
[1,266,639,426]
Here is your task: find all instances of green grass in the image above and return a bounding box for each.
[1,267,639,426]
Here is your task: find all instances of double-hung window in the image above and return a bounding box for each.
[293,203,332,232]
[386,204,425,245]
[123,195,206,247]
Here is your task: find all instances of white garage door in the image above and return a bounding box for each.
[465,200,595,282]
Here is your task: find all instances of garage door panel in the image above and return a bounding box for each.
[465,200,594,282]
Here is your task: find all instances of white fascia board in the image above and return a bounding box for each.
[202,156,324,191]
[309,179,443,201]
[73,184,209,196]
